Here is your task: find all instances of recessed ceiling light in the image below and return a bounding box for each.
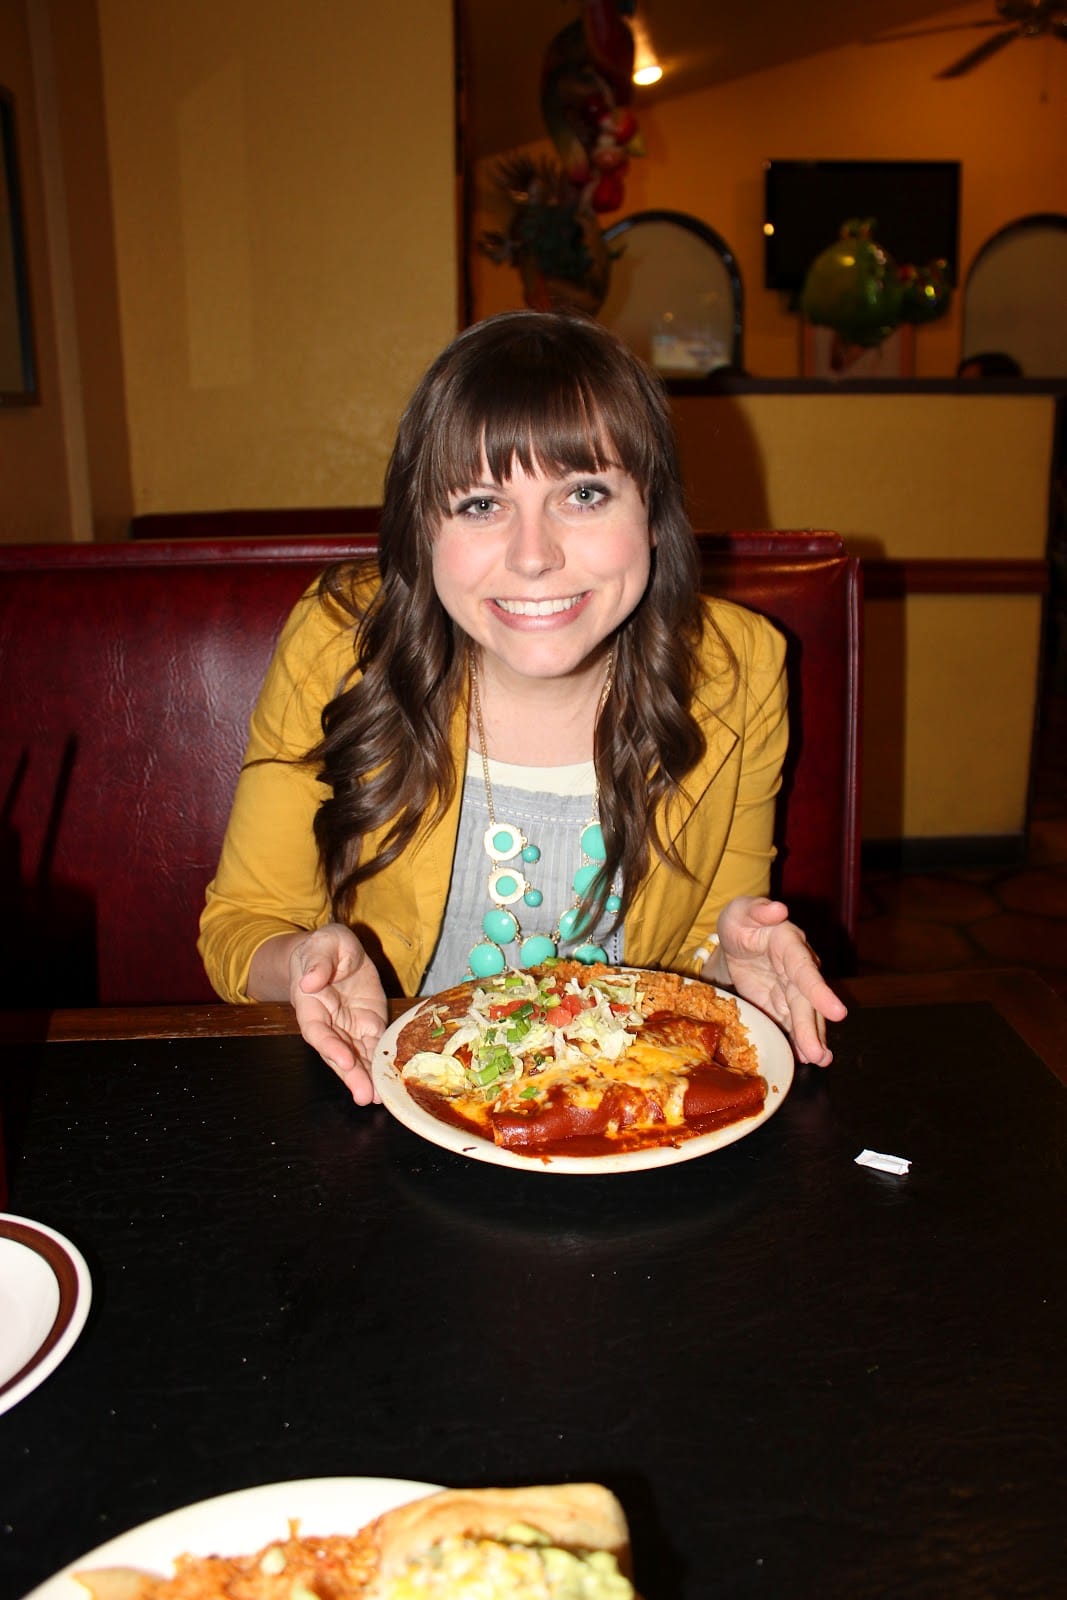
[633,63,663,86]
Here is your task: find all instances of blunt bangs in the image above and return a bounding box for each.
[420,316,668,514]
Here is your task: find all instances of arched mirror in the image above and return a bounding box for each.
[962,213,1067,378]
[600,210,744,377]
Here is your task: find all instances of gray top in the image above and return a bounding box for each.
[418,757,624,993]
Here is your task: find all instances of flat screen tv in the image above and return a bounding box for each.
[763,159,961,294]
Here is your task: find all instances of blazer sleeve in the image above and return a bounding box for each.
[197,589,355,1003]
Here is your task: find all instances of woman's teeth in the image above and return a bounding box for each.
[496,595,582,616]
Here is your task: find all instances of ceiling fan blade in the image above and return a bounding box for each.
[873,21,1007,44]
[937,26,1020,77]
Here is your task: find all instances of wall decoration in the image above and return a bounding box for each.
[478,1,644,315]
[799,217,950,360]
[0,87,37,405]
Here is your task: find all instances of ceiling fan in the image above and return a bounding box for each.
[878,1,1067,78]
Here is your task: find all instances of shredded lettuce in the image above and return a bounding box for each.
[404,968,647,1101]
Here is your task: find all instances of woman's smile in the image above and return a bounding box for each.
[491,591,589,621]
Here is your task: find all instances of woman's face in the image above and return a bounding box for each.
[431,458,652,689]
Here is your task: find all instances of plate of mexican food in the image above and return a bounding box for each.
[41,1479,636,1600]
[372,962,793,1173]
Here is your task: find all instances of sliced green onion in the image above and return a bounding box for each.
[471,1043,512,1087]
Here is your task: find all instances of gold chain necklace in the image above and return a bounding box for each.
[466,650,619,979]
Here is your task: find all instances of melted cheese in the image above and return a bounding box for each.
[616,1040,692,1123]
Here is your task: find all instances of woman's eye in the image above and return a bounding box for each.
[568,482,608,508]
[454,496,498,520]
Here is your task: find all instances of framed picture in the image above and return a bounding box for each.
[801,320,915,382]
[0,86,37,405]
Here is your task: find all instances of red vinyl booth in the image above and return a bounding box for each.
[0,532,861,1007]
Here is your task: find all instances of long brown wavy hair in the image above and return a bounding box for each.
[310,310,734,936]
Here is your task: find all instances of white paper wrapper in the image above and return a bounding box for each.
[855,1148,911,1175]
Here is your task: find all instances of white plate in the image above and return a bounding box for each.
[23,1477,444,1600]
[0,1215,92,1417]
[373,981,793,1175]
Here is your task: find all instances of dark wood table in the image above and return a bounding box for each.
[1,970,1064,1600]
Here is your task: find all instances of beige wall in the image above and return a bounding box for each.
[469,2,1067,380]
[0,0,458,540]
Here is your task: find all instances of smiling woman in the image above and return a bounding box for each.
[199,310,847,1098]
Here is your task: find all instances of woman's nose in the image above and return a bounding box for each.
[504,510,564,576]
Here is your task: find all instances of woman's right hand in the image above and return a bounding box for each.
[287,924,388,1104]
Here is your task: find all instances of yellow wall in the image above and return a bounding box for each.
[0,0,457,540]
[672,390,1056,841]
[671,393,1054,557]
[864,593,1043,840]
[469,3,1067,379]
[96,0,457,513]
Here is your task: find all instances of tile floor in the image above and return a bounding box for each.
[856,680,1067,998]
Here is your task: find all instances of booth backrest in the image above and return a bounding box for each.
[128,508,382,540]
[0,532,860,1007]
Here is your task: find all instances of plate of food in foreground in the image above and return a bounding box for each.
[24,1478,442,1600]
[373,962,793,1174]
[0,1214,92,1417]
[31,1479,637,1600]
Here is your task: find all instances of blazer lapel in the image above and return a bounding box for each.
[658,698,739,851]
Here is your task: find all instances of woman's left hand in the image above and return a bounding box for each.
[711,896,848,1066]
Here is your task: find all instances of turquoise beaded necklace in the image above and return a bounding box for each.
[467,652,622,980]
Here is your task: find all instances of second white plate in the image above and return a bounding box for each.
[23,1477,443,1600]
[0,1214,91,1417]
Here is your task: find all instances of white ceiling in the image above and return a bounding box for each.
[460,1,991,158]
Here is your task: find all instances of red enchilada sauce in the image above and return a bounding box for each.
[404,1005,767,1158]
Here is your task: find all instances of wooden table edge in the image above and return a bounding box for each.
[3,969,1064,1084]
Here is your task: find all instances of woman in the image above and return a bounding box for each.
[199,311,845,1102]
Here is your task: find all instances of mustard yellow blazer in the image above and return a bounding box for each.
[199,586,787,1001]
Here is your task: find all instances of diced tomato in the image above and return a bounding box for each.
[544,993,587,1027]
[488,999,531,1019]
